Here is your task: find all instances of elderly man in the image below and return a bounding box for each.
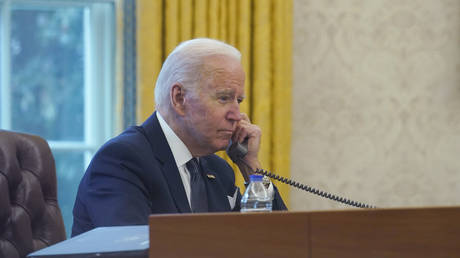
[71,38,287,237]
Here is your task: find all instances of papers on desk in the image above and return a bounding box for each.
[28,225,149,258]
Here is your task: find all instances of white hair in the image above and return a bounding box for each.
[154,38,241,112]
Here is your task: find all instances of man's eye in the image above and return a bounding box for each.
[218,95,231,102]
[237,98,243,104]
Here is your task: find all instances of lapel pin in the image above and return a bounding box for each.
[206,174,216,179]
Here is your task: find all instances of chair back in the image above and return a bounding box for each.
[0,130,66,258]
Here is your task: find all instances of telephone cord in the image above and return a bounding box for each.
[255,168,377,209]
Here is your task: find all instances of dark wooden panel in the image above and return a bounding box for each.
[149,207,460,258]
[149,211,310,258]
[310,206,460,258]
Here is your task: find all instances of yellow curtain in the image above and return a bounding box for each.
[136,0,292,207]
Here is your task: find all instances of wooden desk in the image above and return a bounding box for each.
[149,206,460,258]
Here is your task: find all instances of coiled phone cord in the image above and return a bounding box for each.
[255,168,377,209]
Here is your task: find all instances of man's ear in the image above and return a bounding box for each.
[170,83,186,116]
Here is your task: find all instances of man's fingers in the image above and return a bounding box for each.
[235,119,250,142]
[232,126,242,142]
[240,113,250,122]
[234,119,261,144]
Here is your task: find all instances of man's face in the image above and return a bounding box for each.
[181,55,245,156]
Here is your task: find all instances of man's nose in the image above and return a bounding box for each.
[226,103,242,121]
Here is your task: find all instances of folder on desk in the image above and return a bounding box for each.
[28,225,149,258]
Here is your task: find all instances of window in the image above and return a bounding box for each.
[0,0,116,237]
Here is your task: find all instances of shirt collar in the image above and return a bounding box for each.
[156,111,193,168]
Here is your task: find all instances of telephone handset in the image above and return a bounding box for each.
[226,139,249,162]
[226,140,376,209]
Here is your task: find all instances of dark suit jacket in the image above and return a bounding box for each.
[71,112,287,237]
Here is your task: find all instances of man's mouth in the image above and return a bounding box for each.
[219,129,234,136]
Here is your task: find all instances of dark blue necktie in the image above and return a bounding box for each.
[186,158,208,212]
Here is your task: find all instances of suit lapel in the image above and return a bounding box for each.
[141,112,191,213]
[200,158,231,212]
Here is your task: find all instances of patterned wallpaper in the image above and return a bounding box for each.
[291,0,460,210]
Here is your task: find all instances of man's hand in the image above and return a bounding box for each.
[231,113,261,182]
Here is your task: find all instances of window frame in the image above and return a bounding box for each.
[0,0,117,168]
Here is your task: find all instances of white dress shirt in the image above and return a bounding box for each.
[156,112,239,209]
